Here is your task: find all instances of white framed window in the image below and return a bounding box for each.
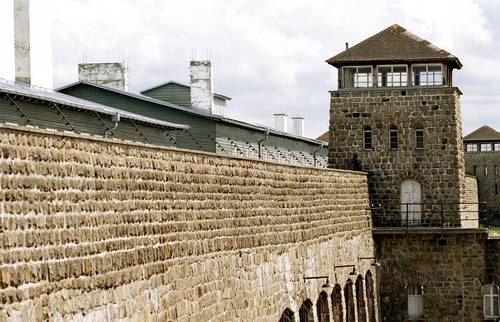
[412,64,443,86]
[483,284,500,319]
[377,65,408,87]
[481,143,492,151]
[494,143,500,151]
[466,144,478,152]
[343,66,373,88]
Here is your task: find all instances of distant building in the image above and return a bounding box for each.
[57,61,328,168]
[464,125,500,224]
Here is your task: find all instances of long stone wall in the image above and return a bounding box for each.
[0,125,375,322]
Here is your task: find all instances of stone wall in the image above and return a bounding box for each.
[375,230,488,322]
[464,151,500,224]
[0,124,375,322]
[329,87,465,225]
[462,176,479,228]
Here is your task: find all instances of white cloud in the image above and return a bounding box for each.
[51,0,500,138]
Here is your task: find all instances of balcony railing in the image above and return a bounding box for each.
[370,202,487,230]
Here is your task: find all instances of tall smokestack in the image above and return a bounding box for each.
[0,0,15,82]
[274,113,288,132]
[14,0,53,88]
[78,63,129,91]
[291,117,304,136]
[190,60,214,112]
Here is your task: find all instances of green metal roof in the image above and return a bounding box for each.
[141,80,232,101]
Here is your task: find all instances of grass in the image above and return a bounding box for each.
[489,225,500,235]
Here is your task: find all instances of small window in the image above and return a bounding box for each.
[466,144,478,152]
[412,64,443,86]
[495,143,500,151]
[408,285,424,318]
[481,143,492,151]
[415,129,424,149]
[389,126,398,150]
[495,184,498,195]
[343,66,373,88]
[364,126,372,150]
[473,166,477,176]
[485,166,489,176]
[483,284,500,319]
[377,65,408,87]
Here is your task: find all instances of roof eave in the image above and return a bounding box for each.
[326,57,462,69]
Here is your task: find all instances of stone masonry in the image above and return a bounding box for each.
[329,87,466,225]
[0,124,375,322]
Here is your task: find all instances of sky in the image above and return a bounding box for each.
[48,0,500,139]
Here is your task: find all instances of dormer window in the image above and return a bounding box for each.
[412,64,443,86]
[342,66,373,88]
[377,65,408,87]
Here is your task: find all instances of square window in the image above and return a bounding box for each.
[494,143,500,151]
[412,64,443,86]
[342,66,373,88]
[466,144,478,152]
[364,129,372,150]
[481,143,492,151]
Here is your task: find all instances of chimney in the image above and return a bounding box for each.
[78,63,129,91]
[291,116,304,136]
[14,0,54,88]
[274,113,288,132]
[190,60,214,112]
[0,0,15,82]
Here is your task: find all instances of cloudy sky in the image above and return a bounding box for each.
[50,0,500,139]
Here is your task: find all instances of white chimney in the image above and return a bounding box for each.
[274,113,288,132]
[14,0,54,88]
[291,116,304,136]
[78,63,129,91]
[190,60,214,112]
[0,0,15,82]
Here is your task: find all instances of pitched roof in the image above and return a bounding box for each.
[56,81,327,146]
[463,125,500,141]
[1,79,189,130]
[326,24,462,69]
[317,131,329,142]
[140,80,232,101]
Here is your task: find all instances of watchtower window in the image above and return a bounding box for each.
[343,66,373,88]
[412,64,443,86]
[389,126,398,150]
[466,143,478,152]
[415,128,424,149]
[495,143,500,151]
[363,127,372,150]
[377,65,407,87]
[481,143,492,151]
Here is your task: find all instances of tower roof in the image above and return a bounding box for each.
[326,24,462,69]
[463,125,500,141]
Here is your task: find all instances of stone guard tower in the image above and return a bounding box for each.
[327,25,490,321]
[327,24,469,227]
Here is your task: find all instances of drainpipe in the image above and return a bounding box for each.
[313,143,324,167]
[258,129,270,159]
[105,113,120,138]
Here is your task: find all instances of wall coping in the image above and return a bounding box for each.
[373,227,488,237]
[0,122,368,176]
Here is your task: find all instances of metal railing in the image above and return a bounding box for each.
[369,202,488,229]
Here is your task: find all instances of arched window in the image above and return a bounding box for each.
[363,126,372,150]
[483,283,500,319]
[389,126,398,150]
[279,308,296,322]
[345,280,356,322]
[356,275,367,322]
[331,284,344,322]
[299,299,314,322]
[316,291,330,322]
[365,271,377,322]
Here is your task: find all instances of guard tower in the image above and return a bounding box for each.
[326,24,470,227]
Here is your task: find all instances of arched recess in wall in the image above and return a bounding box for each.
[400,179,422,225]
[365,271,377,322]
[331,284,344,322]
[316,291,330,322]
[279,308,296,322]
[344,279,356,322]
[356,275,367,322]
[299,299,314,322]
